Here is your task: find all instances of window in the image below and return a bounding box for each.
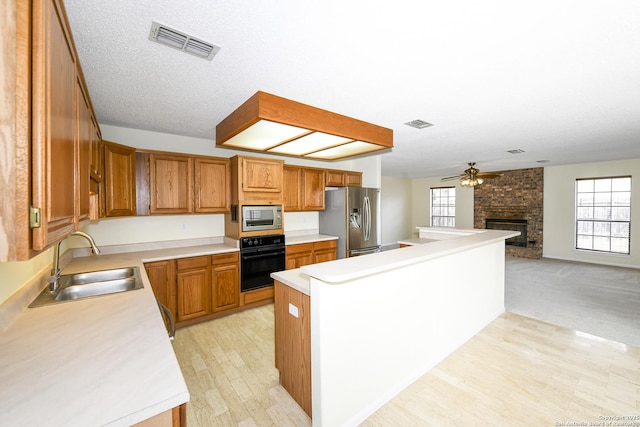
[575,176,631,254]
[431,187,455,227]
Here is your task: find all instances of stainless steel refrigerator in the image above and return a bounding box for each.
[319,187,381,258]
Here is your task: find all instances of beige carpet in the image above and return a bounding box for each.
[505,256,640,347]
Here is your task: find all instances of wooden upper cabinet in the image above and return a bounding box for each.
[31,0,78,250]
[325,169,362,187]
[301,168,325,210]
[283,166,302,211]
[194,158,230,213]
[89,116,102,182]
[231,155,283,203]
[150,153,194,214]
[283,166,324,212]
[76,79,92,225]
[346,171,363,187]
[104,141,136,217]
[325,169,346,187]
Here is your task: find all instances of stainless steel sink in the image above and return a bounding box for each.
[66,267,137,285]
[30,266,143,307]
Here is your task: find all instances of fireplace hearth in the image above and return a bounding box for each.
[485,218,528,247]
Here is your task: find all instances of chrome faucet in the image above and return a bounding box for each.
[48,231,101,292]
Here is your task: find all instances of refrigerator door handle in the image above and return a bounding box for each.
[363,196,371,241]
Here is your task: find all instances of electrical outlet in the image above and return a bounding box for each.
[288,303,299,318]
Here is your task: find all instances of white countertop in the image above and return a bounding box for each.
[271,269,311,296]
[397,237,438,245]
[0,233,340,426]
[285,234,338,245]
[301,229,519,284]
[0,255,189,426]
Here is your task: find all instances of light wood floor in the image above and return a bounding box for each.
[173,305,640,426]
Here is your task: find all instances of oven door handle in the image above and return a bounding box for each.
[241,250,286,260]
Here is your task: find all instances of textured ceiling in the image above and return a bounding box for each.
[63,0,640,178]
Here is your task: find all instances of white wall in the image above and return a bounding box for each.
[543,158,640,268]
[380,176,413,246]
[411,177,475,236]
[310,240,506,426]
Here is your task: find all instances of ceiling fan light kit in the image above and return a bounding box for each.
[442,162,503,187]
[215,91,393,160]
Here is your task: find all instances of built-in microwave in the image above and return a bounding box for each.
[242,205,282,232]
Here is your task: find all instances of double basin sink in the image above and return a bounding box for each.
[30,267,144,308]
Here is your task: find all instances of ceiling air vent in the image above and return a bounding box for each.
[149,21,220,61]
[405,119,433,129]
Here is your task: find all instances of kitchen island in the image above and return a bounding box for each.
[272,227,518,427]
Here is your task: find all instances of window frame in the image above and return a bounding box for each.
[575,176,631,255]
[430,186,456,228]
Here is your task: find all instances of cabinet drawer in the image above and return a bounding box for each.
[313,240,337,250]
[177,256,209,270]
[286,243,313,255]
[212,251,239,264]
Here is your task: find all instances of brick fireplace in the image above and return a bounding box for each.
[474,167,543,259]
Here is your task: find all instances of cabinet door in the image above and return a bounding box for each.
[104,141,136,217]
[76,80,92,225]
[89,116,102,182]
[177,267,210,322]
[31,0,78,250]
[313,240,337,264]
[241,157,283,194]
[150,154,193,214]
[285,243,314,269]
[325,169,346,187]
[283,166,302,212]
[302,168,325,211]
[194,158,230,213]
[144,260,177,319]
[346,171,363,187]
[212,254,240,313]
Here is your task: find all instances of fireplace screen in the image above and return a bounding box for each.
[485,219,528,247]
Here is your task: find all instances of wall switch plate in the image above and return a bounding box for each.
[288,303,299,318]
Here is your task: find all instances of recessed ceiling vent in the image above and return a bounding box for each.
[149,21,220,61]
[405,119,433,129]
[507,149,525,154]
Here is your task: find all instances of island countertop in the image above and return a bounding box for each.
[300,229,519,284]
[273,229,519,295]
[0,254,189,426]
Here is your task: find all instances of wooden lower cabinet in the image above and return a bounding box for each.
[285,243,313,269]
[176,256,211,322]
[312,240,337,264]
[211,252,240,313]
[132,403,186,427]
[274,280,311,416]
[285,240,337,269]
[146,252,241,327]
[144,259,177,315]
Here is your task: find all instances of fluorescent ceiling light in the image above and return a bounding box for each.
[221,120,309,150]
[306,141,384,160]
[269,132,354,155]
[215,91,393,160]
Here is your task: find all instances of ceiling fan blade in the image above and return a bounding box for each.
[441,174,464,181]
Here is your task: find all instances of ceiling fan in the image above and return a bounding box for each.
[441,163,503,187]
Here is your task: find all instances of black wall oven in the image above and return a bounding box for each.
[240,234,285,292]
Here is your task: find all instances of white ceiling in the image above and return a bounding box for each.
[63,0,640,179]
